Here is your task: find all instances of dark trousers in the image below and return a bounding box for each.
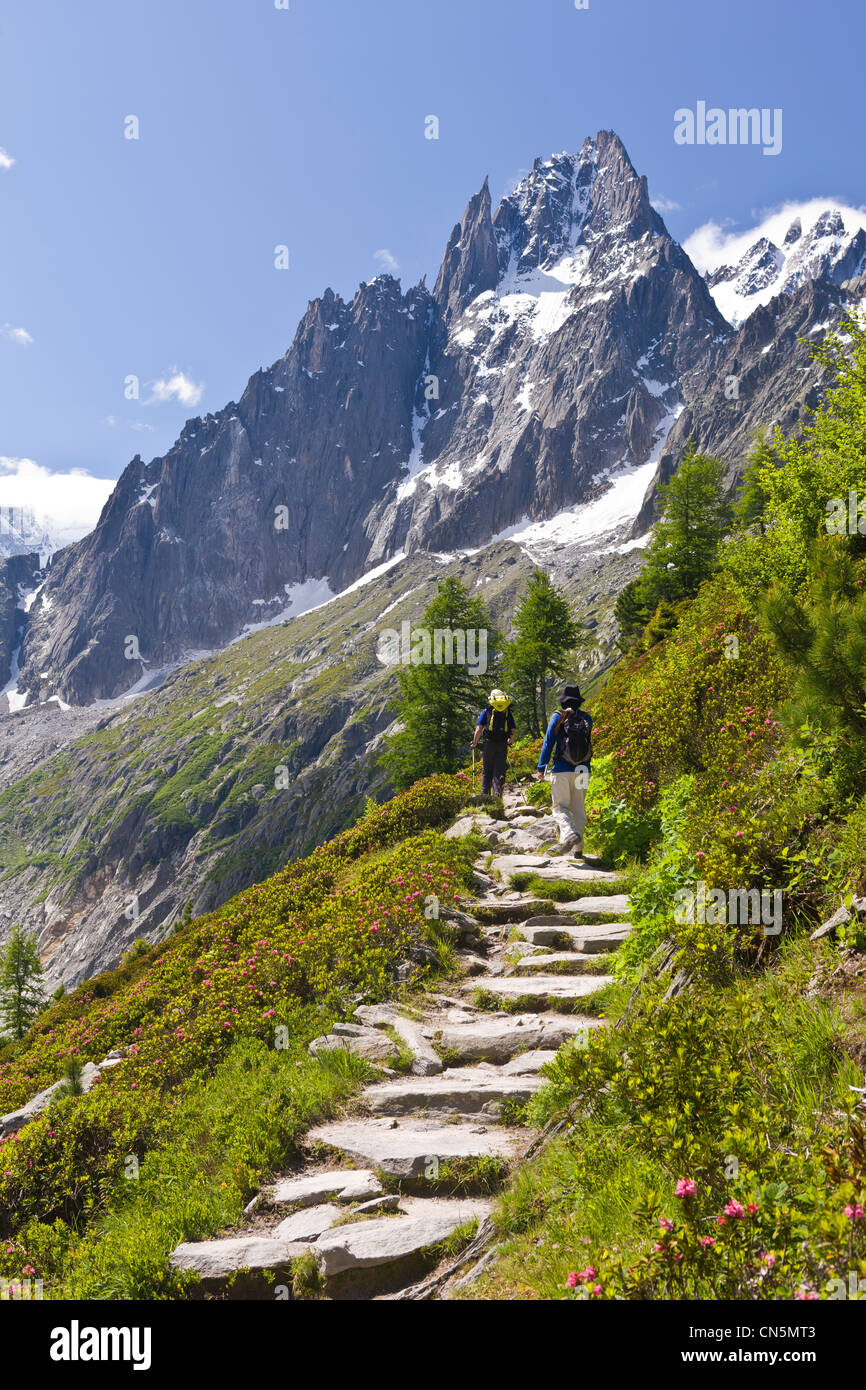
[482,740,508,796]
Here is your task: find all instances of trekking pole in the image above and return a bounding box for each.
[472,745,476,791]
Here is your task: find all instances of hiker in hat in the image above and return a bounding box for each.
[472,689,516,797]
[535,683,592,855]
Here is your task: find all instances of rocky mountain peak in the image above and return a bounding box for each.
[433,176,499,324]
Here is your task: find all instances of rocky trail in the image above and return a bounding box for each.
[167,786,631,1300]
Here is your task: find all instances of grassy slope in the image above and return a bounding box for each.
[0,773,479,1297]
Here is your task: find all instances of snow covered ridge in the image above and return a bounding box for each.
[0,462,115,561]
[685,200,866,327]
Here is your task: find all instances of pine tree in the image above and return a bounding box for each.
[640,444,731,607]
[614,578,650,650]
[382,577,499,787]
[761,537,866,748]
[0,923,45,1040]
[502,570,583,734]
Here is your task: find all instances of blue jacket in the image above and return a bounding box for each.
[537,708,592,775]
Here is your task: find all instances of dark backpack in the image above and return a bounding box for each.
[556,708,591,766]
[484,706,511,742]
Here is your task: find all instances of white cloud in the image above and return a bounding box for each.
[147,369,204,407]
[2,323,33,345]
[131,420,155,432]
[0,147,14,171]
[373,248,400,275]
[684,198,866,274]
[0,457,115,546]
[651,194,681,214]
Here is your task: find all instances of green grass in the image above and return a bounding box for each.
[507,873,625,901]
[56,1039,372,1299]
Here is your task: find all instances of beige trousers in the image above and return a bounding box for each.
[550,770,587,845]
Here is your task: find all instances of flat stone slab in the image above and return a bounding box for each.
[514,951,601,973]
[273,1203,343,1242]
[500,1050,560,1075]
[434,1012,600,1062]
[466,973,613,1000]
[269,1168,383,1208]
[305,1118,519,1178]
[546,895,631,919]
[490,856,621,884]
[519,919,632,951]
[314,1198,492,1279]
[170,1236,307,1282]
[361,1070,543,1117]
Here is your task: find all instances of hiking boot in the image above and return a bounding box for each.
[559,834,579,854]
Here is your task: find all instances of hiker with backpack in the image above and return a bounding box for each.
[535,683,592,855]
[472,689,516,797]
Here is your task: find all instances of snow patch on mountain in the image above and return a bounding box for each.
[486,404,683,559]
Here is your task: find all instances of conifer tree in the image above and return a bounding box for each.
[640,444,731,607]
[502,569,583,733]
[0,923,45,1040]
[382,576,498,787]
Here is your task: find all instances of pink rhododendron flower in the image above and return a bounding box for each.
[675,1178,696,1198]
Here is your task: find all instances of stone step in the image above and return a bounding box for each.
[170,1235,307,1291]
[305,1117,520,1179]
[465,973,614,1004]
[513,951,605,974]
[499,1049,560,1075]
[488,855,622,884]
[313,1196,493,1283]
[360,1069,543,1119]
[433,1012,602,1062]
[269,1168,384,1209]
[518,919,632,950]
[274,1203,344,1243]
[544,895,631,919]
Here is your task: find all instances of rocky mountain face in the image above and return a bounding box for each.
[0,553,41,689]
[6,128,800,710]
[633,270,866,532]
[704,208,866,327]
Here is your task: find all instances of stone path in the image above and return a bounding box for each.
[168,786,631,1300]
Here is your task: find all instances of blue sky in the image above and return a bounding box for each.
[1,0,864,521]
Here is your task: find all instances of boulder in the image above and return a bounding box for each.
[308,1029,397,1063]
